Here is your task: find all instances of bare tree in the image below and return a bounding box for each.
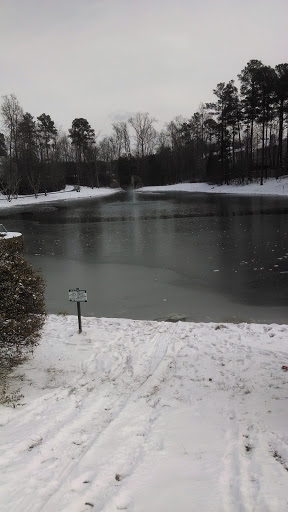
[156,130,169,152]
[0,159,21,201]
[128,112,157,157]
[97,136,117,185]
[99,136,116,163]
[112,122,131,157]
[1,94,23,161]
[55,132,72,163]
[1,94,23,199]
[165,116,186,150]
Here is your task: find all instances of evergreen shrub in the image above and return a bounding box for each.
[0,237,46,370]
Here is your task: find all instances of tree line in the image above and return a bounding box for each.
[0,58,288,198]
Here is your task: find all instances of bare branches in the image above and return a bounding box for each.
[128,112,157,157]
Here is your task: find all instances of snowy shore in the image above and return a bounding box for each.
[138,175,288,196]
[1,315,288,511]
[0,186,121,208]
[1,177,288,210]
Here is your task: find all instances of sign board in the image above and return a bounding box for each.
[69,289,87,302]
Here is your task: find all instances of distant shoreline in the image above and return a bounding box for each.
[138,176,288,197]
[1,177,288,209]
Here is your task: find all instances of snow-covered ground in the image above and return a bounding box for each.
[138,176,288,196]
[1,315,288,511]
[1,177,288,210]
[0,186,120,208]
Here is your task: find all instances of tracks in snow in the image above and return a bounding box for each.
[1,322,180,512]
[1,318,288,511]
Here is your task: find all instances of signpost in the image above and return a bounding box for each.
[69,288,87,333]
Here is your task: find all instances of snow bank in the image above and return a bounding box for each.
[0,186,121,208]
[1,177,288,210]
[0,231,22,239]
[1,315,288,511]
[138,176,288,196]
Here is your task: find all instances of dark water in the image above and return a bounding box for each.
[1,191,288,323]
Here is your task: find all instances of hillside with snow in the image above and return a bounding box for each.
[1,315,288,511]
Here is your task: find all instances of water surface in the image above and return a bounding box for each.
[2,191,288,323]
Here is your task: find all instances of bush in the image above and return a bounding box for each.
[0,238,46,371]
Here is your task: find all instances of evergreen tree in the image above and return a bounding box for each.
[224,81,242,170]
[18,112,37,153]
[275,63,288,170]
[254,65,277,183]
[68,118,95,187]
[211,82,232,183]
[37,113,58,161]
[68,118,95,162]
[18,113,40,196]
[37,114,64,193]
[238,60,264,176]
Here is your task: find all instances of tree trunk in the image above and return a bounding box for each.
[261,118,265,185]
[265,118,268,178]
[250,116,254,176]
[278,100,284,169]
[232,130,235,168]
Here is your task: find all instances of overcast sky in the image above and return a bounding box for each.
[1,0,287,136]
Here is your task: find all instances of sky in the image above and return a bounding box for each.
[0,0,287,137]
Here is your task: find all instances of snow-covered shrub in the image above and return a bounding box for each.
[0,237,46,371]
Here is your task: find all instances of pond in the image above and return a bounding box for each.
[1,190,288,323]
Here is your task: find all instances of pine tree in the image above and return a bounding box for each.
[254,66,276,183]
[18,113,40,196]
[211,82,232,183]
[68,118,95,161]
[238,60,264,177]
[37,113,58,162]
[275,64,288,170]
[68,118,95,187]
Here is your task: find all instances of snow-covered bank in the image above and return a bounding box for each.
[0,231,22,239]
[138,176,288,196]
[1,178,288,209]
[0,186,121,208]
[1,315,288,511]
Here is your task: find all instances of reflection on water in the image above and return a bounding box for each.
[1,191,288,323]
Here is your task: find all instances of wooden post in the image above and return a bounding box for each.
[77,301,82,333]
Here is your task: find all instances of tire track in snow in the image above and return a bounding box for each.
[220,407,247,512]
[4,322,179,512]
[218,334,288,512]
[0,322,161,467]
[39,322,179,512]
[220,409,270,512]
